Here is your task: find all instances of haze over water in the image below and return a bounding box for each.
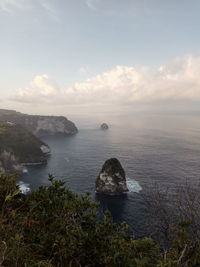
[20,114,200,235]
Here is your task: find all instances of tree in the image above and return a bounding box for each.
[0,174,200,266]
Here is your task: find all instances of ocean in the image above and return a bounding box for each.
[19,114,200,236]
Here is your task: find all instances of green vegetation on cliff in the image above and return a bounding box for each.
[0,122,50,174]
[0,174,200,267]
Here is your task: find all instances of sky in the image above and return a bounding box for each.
[1,0,200,118]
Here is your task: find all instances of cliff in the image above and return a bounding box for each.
[0,122,50,174]
[0,109,78,137]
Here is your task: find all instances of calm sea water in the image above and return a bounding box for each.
[19,114,200,235]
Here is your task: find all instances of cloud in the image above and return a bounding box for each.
[12,75,60,103]
[86,0,99,10]
[0,0,23,11]
[79,67,89,76]
[85,0,157,20]
[0,0,58,19]
[10,55,200,109]
[39,0,59,21]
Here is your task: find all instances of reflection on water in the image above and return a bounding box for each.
[95,193,128,223]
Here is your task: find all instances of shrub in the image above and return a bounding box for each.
[0,174,200,266]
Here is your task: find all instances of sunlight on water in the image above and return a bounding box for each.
[127,178,142,193]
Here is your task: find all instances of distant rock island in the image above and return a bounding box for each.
[0,109,78,137]
[96,158,128,194]
[0,122,50,175]
[100,123,109,130]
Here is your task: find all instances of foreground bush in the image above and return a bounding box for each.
[0,174,200,267]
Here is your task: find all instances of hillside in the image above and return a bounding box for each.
[0,122,50,174]
[0,109,78,137]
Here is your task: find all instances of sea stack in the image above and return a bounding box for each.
[96,158,129,194]
[100,123,109,130]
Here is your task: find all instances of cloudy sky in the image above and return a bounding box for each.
[1,0,200,117]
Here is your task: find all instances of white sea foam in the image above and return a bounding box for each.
[126,178,142,193]
[17,181,31,194]
[22,167,29,174]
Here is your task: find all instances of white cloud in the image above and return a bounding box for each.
[86,0,99,10]
[85,0,157,20]
[10,55,200,109]
[12,75,60,103]
[0,0,58,18]
[0,0,23,11]
[39,0,59,21]
[79,67,89,75]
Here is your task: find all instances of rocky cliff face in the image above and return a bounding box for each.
[0,109,78,137]
[0,150,23,175]
[0,122,50,174]
[96,158,128,194]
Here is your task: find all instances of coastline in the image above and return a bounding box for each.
[22,161,47,166]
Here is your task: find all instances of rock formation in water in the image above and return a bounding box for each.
[0,122,50,174]
[96,158,128,194]
[100,123,109,130]
[0,109,78,137]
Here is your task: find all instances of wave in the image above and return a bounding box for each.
[127,178,142,193]
[17,181,31,194]
[22,167,29,174]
